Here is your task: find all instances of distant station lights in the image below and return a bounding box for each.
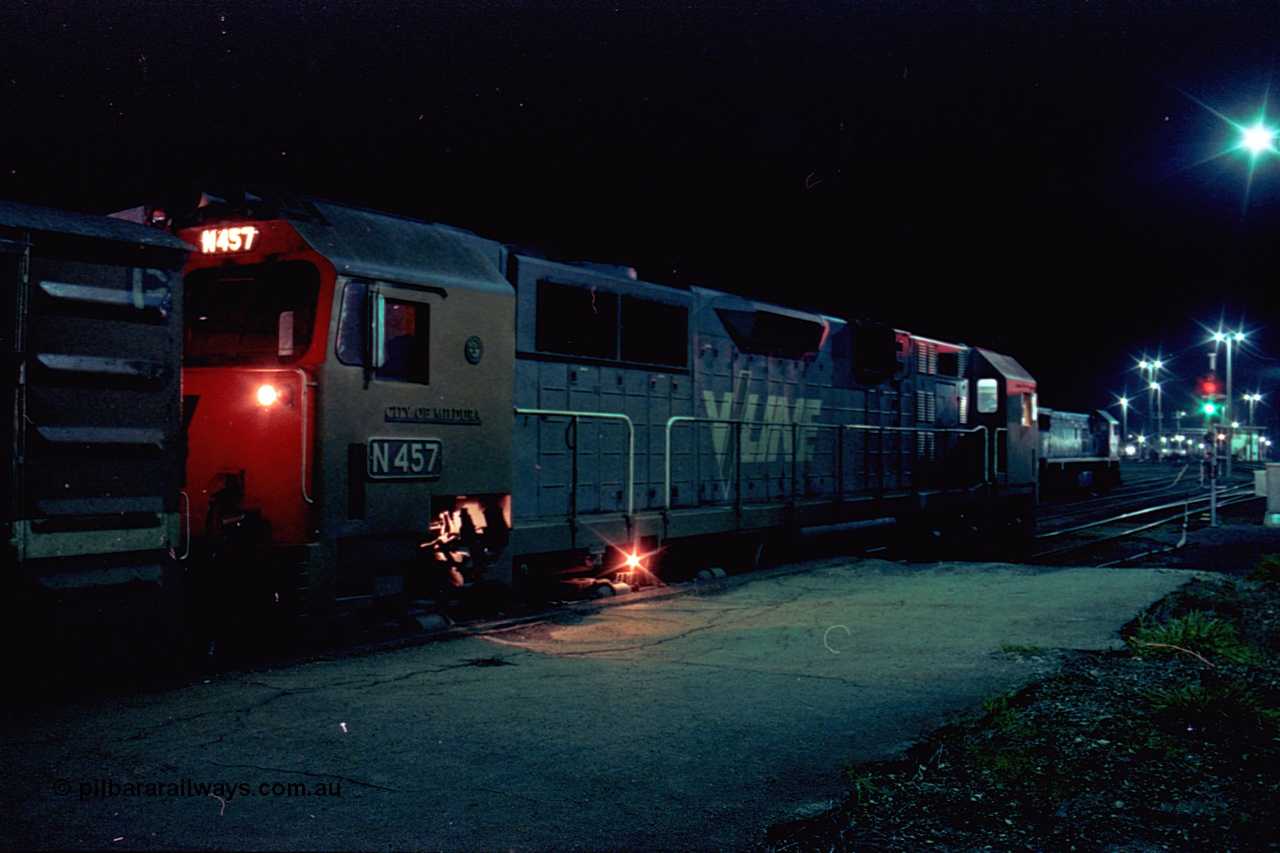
[1212,330,1246,346]
[1242,122,1277,156]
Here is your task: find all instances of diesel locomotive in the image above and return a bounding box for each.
[168,191,1040,633]
[7,191,1052,663]
[1038,408,1121,495]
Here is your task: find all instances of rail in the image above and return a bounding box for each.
[1031,487,1262,565]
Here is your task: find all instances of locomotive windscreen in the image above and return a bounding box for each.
[185,261,320,366]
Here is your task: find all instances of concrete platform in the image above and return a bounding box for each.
[0,559,1201,851]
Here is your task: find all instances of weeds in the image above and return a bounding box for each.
[840,765,878,807]
[1131,606,1278,747]
[980,688,1022,720]
[1144,676,1280,738]
[1128,610,1264,666]
[963,690,1049,795]
[1250,553,1280,584]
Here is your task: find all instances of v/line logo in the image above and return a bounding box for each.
[701,390,823,465]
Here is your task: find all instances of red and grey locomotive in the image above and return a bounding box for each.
[172,192,1040,634]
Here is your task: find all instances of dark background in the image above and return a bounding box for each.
[5,0,1280,427]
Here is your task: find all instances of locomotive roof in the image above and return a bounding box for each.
[0,199,191,251]
[290,199,512,296]
[976,347,1036,385]
[689,285,840,322]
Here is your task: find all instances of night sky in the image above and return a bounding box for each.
[6,1,1280,423]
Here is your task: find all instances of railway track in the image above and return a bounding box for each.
[1038,462,1211,528]
[1031,467,1262,567]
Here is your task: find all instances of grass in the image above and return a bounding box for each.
[840,766,878,807]
[979,689,1024,728]
[1250,552,1280,583]
[1144,675,1280,738]
[1127,609,1265,666]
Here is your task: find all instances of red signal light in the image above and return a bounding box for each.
[1198,373,1223,399]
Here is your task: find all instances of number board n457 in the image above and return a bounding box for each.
[367,438,443,479]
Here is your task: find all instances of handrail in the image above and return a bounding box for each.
[178,490,191,561]
[834,423,991,486]
[993,427,1005,484]
[663,416,990,509]
[297,367,316,505]
[515,407,635,520]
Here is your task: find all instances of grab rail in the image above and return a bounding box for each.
[515,408,635,521]
[663,417,990,510]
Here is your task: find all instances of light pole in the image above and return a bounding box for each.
[1138,359,1163,459]
[1116,395,1130,456]
[1212,330,1245,477]
[1245,392,1262,461]
[1151,380,1163,458]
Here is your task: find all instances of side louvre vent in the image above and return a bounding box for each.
[915,341,937,375]
[915,391,937,460]
[915,391,937,423]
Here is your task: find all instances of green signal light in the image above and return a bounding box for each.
[1203,400,1219,416]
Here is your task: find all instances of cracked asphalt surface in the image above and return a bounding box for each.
[1,558,1202,851]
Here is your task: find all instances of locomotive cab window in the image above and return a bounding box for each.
[1021,392,1037,427]
[186,261,320,366]
[976,378,1000,414]
[337,280,431,384]
[377,299,430,383]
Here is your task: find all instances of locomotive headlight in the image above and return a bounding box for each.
[255,383,293,407]
[623,550,645,571]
